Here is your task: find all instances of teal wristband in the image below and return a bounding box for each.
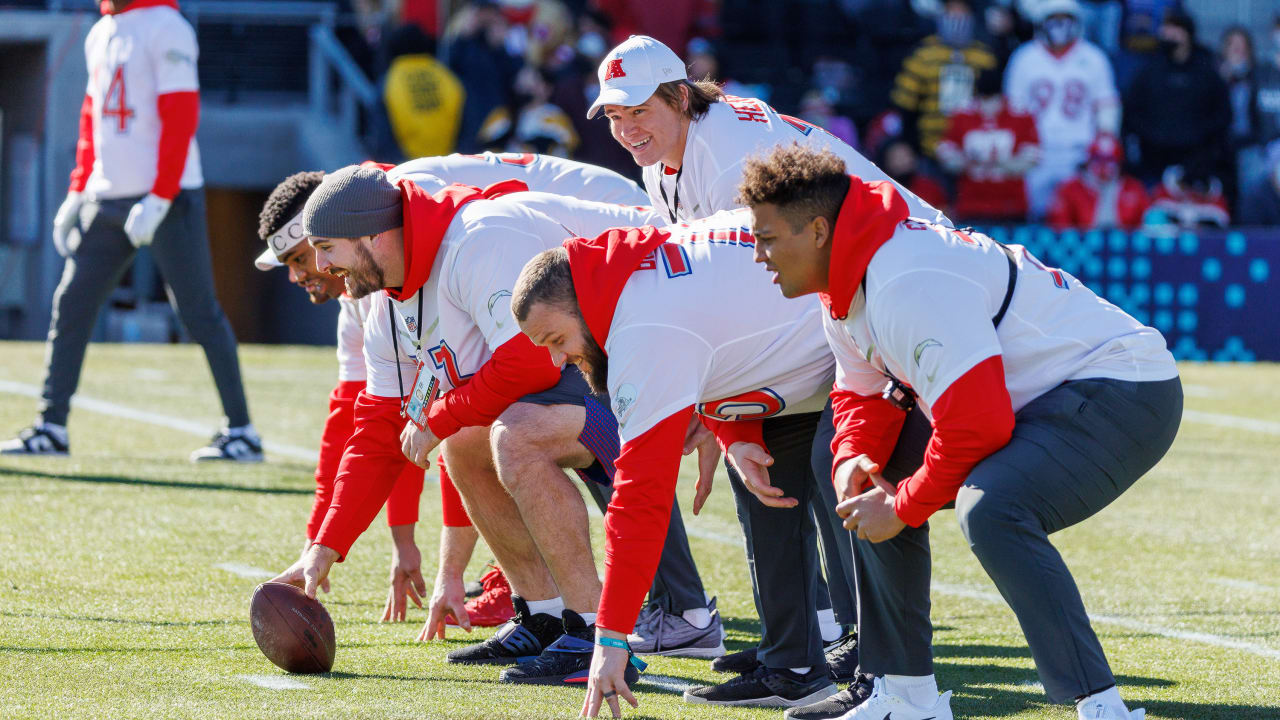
[596,636,648,672]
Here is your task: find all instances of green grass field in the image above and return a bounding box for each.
[1,341,1277,719]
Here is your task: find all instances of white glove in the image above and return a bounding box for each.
[52,191,83,258]
[123,193,173,248]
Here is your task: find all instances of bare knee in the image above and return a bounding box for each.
[490,403,590,492]
[440,425,495,489]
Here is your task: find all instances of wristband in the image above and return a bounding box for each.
[596,636,648,672]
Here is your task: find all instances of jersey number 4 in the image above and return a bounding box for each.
[103,67,135,133]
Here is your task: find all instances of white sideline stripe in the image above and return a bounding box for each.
[237,674,311,690]
[1181,409,1280,436]
[0,380,318,462]
[214,562,275,579]
[641,674,700,694]
[931,582,1280,660]
[1209,577,1279,593]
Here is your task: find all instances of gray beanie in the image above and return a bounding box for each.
[302,165,404,238]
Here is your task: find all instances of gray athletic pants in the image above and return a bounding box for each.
[39,189,250,428]
[584,481,706,614]
[856,377,1183,703]
[728,411,828,669]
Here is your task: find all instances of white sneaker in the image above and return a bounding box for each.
[837,677,953,720]
[190,428,264,463]
[1078,699,1145,720]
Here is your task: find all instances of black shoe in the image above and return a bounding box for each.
[784,673,875,719]
[446,596,562,665]
[500,609,640,686]
[464,578,485,598]
[683,665,836,708]
[823,631,859,683]
[0,425,69,456]
[711,645,760,675]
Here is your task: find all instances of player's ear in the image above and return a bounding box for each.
[680,84,691,113]
[812,216,831,249]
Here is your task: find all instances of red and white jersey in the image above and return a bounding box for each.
[607,209,835,442]
[82,5,202,199]
[335,294,375,383]
[825,221,1177,417]
[368,183,662,397]
[644,97,948,226]
[395,152,649,206]
[1005,40,1118,168]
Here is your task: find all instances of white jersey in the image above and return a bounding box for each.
[335,294,375,383]
[1005,39,1118,169]
[825,220,1177,418]
[607,209,835,443]
[394,152,649,206]
[364,180,662,398]
[643,97,948,226]
[82,5,203,199]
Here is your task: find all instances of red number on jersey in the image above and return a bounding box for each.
[428,340,472,387]
[698,388,786,420]
[102,66,135,133]
[1060,79,1087,120]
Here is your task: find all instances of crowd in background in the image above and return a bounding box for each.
[335,0,1280,229]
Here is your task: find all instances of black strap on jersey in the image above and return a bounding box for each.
[389,293,425,414]
[657,166,683,224]
[870,232,1018,412]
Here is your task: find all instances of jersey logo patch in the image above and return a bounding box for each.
[613,384,638,425]
[604,59,626,81]
[487,290,513,328]
[698,388,786,420]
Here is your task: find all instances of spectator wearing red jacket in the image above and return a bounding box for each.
[1048,134,1150,230]
[937,69,1040,223]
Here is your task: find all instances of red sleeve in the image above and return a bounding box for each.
[438,457,473,527]
[597,407,694,634]
[69,94,95,192]
[1014,114,1039,151]
[306,380,365,540]
[152,91,199,200]
[699,416,764,454]
[892,355,1015,527]
[385,462,424,526]
[314,392,409,559]
[830,388,907,487]
[425,333,562,439]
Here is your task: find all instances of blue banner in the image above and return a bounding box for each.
[976,226,1279,361]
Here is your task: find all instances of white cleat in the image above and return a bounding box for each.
[1078,699,1146,720]
[837,677,953,720]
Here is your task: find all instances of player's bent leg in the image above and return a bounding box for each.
[955,377,1181,707]
[439,425,564,666]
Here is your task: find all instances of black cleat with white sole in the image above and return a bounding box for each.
[683,665,837,708]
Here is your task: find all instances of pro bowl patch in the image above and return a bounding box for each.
[613,384,638,425]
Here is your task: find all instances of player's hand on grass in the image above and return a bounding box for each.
[683,416,720,515]
[52,191,82,258]
[417,570,471,641]
[727,441,797,508]
[400,421,440,469]
[381,524,426,623]
[836,459,906,543]
[581,630,638,719]
[272,544,331,594]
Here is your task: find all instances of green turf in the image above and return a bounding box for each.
[0,342,1277,719]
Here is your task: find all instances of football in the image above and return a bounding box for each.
[249,581,336,674]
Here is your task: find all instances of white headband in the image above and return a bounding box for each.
[253,210,306,271]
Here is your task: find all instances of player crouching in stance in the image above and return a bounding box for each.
[512,212,862,716]
[286,164,721,684]
[741,144,1182,720]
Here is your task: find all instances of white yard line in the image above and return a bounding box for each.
[1208,577,1280,593]
[214,563,276,579]
[0,379,318,462]
[640,674,700,694]
[4,378,1276,661]
[237,674,312,690]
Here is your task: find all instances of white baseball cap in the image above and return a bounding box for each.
[587,35,687,119]
[253,209,306,271]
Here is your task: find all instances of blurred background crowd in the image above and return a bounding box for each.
[322,0,1280,230]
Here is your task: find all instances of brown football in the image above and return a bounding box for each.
[249,582,336,674]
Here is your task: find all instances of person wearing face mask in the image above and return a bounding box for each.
[937,67,1040,222]
[1218,26,1261,215]
[1005,0,1120,220]
[890,0,999,158]
[1047,134,1149,230]
[1122,9,1231,186]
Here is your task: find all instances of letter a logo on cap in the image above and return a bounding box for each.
[604,58,627,81]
